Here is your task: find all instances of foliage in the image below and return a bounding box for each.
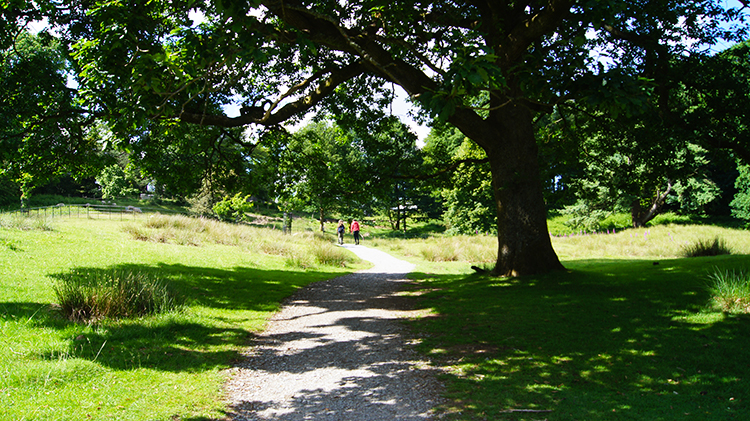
[706,267,750,314]
[7,0,750,275]
[53,269,182,322]
[131,120,259,201]
[681,236,732,257]
[213,193,254,222]
[350,117,427,231]
[730,163,750,221]
[267,118,424,231]
[268,121,354,229]
[0,31,105,190]
[96,164,140,200]
[423,125,496,235]
[544,39,750,228]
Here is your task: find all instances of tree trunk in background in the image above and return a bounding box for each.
[631,181,672,227]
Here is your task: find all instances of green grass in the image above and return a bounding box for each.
[682,236,732,257]
[0,216,367,421]
[400,224,750,420]
[6,211,750,420]
[53,269,182,322]
[706,268,750,314]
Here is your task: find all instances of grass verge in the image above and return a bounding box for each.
[1,216,366,421]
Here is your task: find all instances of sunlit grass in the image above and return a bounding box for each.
[706,267,750,314]
[0,216,366,420]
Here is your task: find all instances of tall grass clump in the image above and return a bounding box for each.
[53,269,182,322]
[418,236,496,263]
[420,240,460,262]
[311,241,356,266]
[682,236,731,257]
[706,268,750,314]
[0,213,54,231]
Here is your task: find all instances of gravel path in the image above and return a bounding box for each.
[224,244,445,420]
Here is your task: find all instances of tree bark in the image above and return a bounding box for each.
[631,180,672,227]
[454,102,565,277]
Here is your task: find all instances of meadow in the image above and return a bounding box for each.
[2,211,750,420]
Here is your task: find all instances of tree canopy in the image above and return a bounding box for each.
[3,1,749,275]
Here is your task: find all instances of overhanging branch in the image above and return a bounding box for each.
[178,62,366,127]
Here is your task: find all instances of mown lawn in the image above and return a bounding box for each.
[0,216,365,421]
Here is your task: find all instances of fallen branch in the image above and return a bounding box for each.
[498,408,553,413]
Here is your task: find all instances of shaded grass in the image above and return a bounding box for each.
[52,269,182,322]
[402,232,750,420]
[0,217,366,420]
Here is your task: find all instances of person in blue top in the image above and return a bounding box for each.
[336,219,345,245]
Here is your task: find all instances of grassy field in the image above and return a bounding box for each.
[0,214,366,421]
[391,224,750,420]
[3,212,750,420]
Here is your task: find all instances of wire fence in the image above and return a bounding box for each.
[3,204,181,220]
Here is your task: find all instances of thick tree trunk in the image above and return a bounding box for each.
[457,102,565,277]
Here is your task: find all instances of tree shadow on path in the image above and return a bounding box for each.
[224,247,445,420]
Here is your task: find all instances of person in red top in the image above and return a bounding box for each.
[350,219,361,245]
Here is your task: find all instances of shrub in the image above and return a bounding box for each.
[53,269,182,322]
[311,242,353,266]
[706,268,750,314]
[284,252,312,269]
[213,193,253,222]
[681,237,731,257]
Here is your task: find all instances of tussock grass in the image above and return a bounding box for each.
[311,241,357,266]
[682,236,732,257]
[0,213,54,231]
[123,214,360,269]
[53,269,181,322]
[706,268,750,313]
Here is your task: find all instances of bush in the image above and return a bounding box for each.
[681,237,732,257]
[706,268,750,314]
[213,193,253,222]
[53,269,182,322]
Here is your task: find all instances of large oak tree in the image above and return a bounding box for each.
[5,0,748,275]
